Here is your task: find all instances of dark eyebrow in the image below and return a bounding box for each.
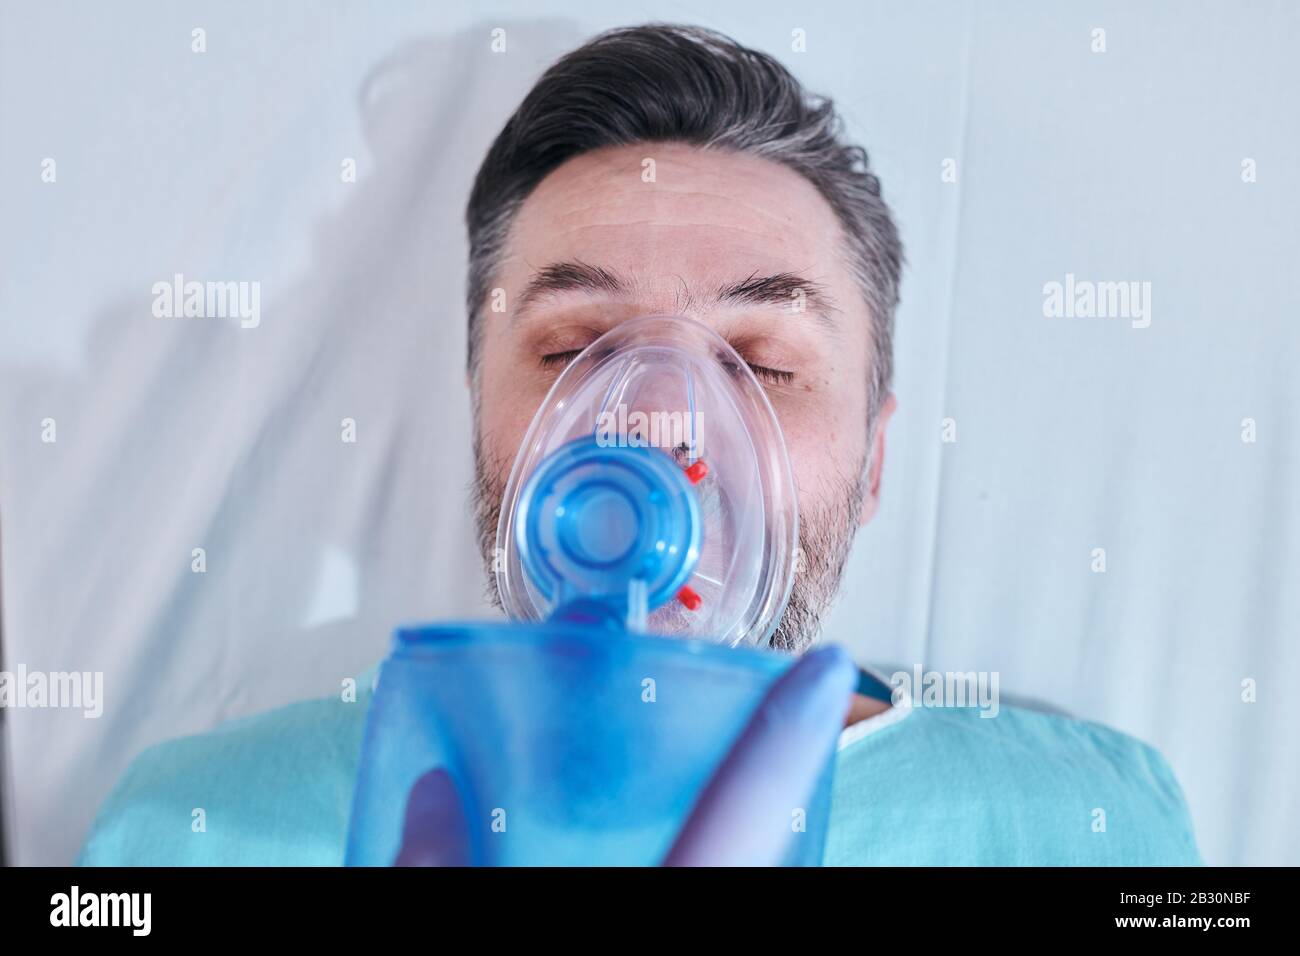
[516,260,627,316]
[717,271,838,319]
[513,262,838,329]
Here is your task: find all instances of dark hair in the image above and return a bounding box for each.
[466,23,903,419]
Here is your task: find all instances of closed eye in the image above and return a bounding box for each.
[539,349,584,370]
[541,349,793,386]
[718,357,795,386]
[744,363,795,386]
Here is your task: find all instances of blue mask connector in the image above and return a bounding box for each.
[514,435,702,632]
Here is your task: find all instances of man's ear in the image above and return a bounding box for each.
[857,393,897,527]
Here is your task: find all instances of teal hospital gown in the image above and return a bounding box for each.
[78,666,1202,866]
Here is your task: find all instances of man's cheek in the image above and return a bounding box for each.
[780,416,866,498]
[770,405,828,469]
[480,351,543,426]
[478,388,547,471]
[778,429,823,505]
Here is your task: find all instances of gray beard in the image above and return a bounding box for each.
[768,462,866,653]
[472,429,866,655]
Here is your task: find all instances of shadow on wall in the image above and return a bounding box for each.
[1,21,589,865]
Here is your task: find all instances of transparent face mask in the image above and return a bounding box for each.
[495,315,798,648]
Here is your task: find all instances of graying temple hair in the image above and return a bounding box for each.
[465,24,904,423]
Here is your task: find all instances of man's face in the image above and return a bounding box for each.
[472,142,893,650]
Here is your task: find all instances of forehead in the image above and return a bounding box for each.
[500,142,859,312]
